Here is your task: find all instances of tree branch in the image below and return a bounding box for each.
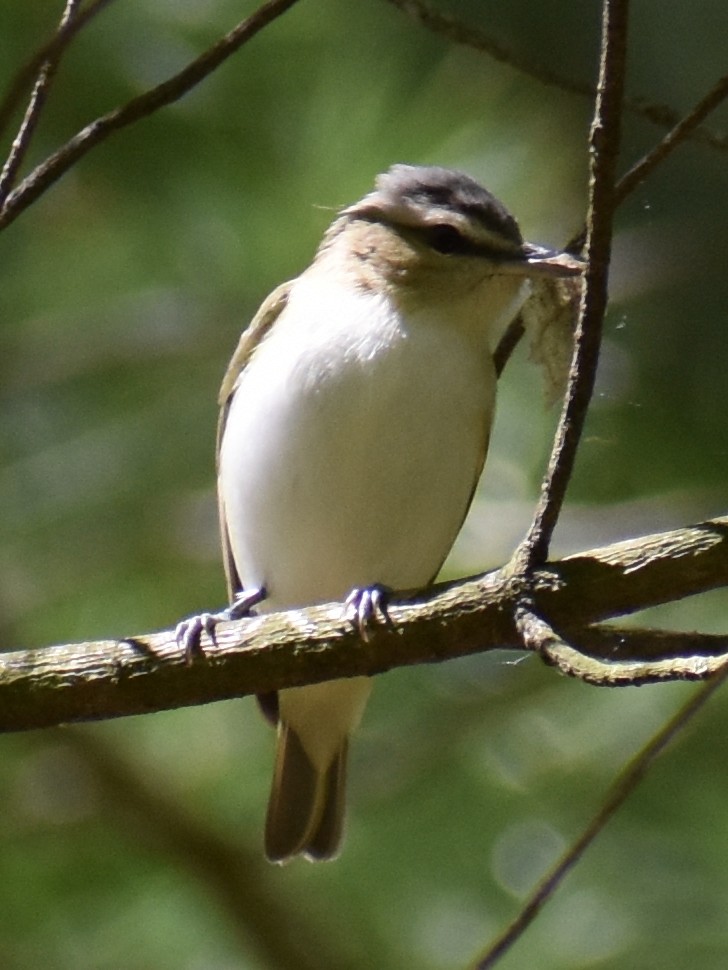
[0,0,116,141]
[494,69,728,375]
[381,0,727,152]
[514,0,629,571]
[1,515,726,733]
[471,659,728,969]
[0,0,303,231]
[0,0,84,207]
[59,728,361,970]
[615,72,728,205]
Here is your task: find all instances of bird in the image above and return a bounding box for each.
[177,164,582,864]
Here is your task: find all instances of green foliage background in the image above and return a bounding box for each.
[1,1,727,968]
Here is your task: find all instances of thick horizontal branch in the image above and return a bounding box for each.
[0,516,726,733]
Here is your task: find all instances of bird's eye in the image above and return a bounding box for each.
[424,224,470,255]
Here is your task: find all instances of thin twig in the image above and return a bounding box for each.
[0,0,84,207]
[0,0,303,231]
[493,317,525,378]
[615,72,728,204]
[471,660,728,969]
[494,68,728,380]
[514,0,630,571]
[382,0,726,152]
[0,0,116,142]
[61,728,361,970]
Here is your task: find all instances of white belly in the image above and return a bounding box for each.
[218,279,496,612]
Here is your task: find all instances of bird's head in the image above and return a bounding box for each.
[318,164,582,304]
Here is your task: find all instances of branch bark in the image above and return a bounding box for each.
[1,516,727,733]
[0,0,84,206]
[0,0,116,140]
[515,0,628,570]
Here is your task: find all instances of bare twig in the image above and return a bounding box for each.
[61,728,361,970]
[0,0,116,141]
[470,660,728,969]
[382,0,726,152]
[0,0,85,207]
[482,7,719,965]
[493,317,525,378]
[514,0,630,571]
[525,617,728,686]
[0,0,303,231]
[494,69,728,373]
[615,72,728,204]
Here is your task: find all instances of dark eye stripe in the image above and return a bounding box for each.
[419,224,480,255]
[411,223,524,260]
[352,211,524,261]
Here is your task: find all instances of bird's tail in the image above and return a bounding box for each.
[265,721,348,863]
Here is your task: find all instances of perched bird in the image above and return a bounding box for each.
[178,164,581,864]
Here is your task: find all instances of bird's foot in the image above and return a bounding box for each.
[175,586,267,664]
[344,584,392,642]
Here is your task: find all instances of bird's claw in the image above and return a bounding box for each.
[175,586,267,664]
[344,584,392,642]
[175,612,221,664]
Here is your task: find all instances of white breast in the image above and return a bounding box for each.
[218,274,499,611]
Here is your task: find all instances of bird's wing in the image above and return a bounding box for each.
[216,280,293,601]
[427,427,491,587]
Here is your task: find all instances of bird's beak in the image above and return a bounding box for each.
[522,243,584,277]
